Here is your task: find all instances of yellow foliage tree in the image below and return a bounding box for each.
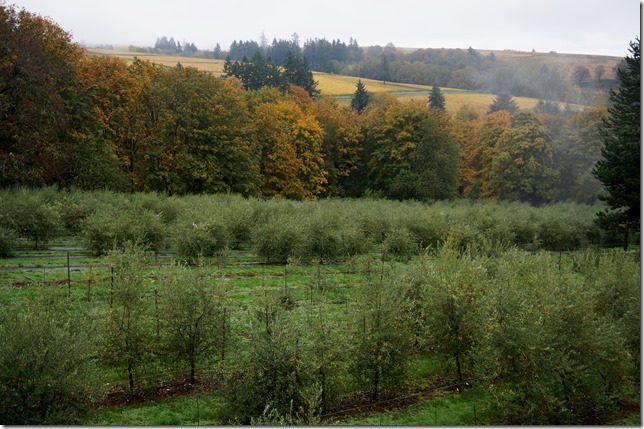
[255,100,327,199]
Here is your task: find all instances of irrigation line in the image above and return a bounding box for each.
[321,377,478,421]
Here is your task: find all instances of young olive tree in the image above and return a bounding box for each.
[158,267,230,384]
[0,291,96,424]
[224,313,309,424]
[350,263,414,401]
[104,244,152,393]
[417,247,487,382]
[474,250,634,424]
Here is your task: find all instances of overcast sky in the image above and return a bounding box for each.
[7,0,641,57]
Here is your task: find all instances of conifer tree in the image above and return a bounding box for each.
[350,79,371,113]
[428,84,446,111]
[487,92,519,114]
[593,38,640,250]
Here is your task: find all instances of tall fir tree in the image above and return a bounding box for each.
[488,92,519,114]
[428,84,446,111]
[283,51,319,97]
[351,79,371,113]
[593,37,640,250]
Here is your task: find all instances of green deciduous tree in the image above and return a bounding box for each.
[146,66,261,195]
[551,106,606,203]
[365,100,459,200]
[489,112,559,205]
[593,38,640,250]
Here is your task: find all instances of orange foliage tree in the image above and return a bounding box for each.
[254,99,327,198]
[0,5,84,186]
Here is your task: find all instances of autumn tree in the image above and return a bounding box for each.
[254,99,327,198]
[0,5,84,186]
[108,58,159,193]
[146,66,260,195]
[306,96,362,197]
[593,38,640,250]
[572,65,591,85]
[70,55,133,190]
[488,112,559,205]
[464,111,512,198]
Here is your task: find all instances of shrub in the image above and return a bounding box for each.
[224,321,311,424]
[6,189,62,248]
[382,227,417,261]
[252,212,305,263]
[82,208,166,255]
[0,227,16,258]
[474,250,635,424]
[173,218,231,260]
[0,292,96,424]
[301,209,344,262]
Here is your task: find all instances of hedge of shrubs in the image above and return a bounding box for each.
[0,187,633,258]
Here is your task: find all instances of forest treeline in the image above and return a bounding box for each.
[1,5,607,204]
[135,33,619,105]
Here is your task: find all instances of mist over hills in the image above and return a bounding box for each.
[112,34,622,106]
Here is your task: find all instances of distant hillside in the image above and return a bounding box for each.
[87,46,609,115]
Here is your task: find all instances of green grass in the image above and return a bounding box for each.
[339,388,493,425]
[86,390,227,425]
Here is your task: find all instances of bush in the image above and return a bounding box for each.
[82,208,166,255]
[173,218,231,260]
[252,211,305,263]
[6,189,62,248]
[0,227,16,257]
[474,250,635,424]
[225,321,311,424]
[0,292,97,424]
[382,227,417,261]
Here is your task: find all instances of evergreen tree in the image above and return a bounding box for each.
[428,84,446,111]
[284,51,319,97]
[350,79,371,113]
[488,92,519,114]
[593,38,640,250]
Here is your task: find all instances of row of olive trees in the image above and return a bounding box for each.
[0,188,631,259]
[222,246,639,424]
[0,244,232,424]
[223,256,414,424]
[0,240,638,424]
[402,246,640,424]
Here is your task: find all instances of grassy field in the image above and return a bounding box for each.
[86,48,546,115]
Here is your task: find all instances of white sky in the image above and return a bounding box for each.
[6,0,641,57]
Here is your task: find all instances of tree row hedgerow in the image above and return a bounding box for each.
[0,188,633,258]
